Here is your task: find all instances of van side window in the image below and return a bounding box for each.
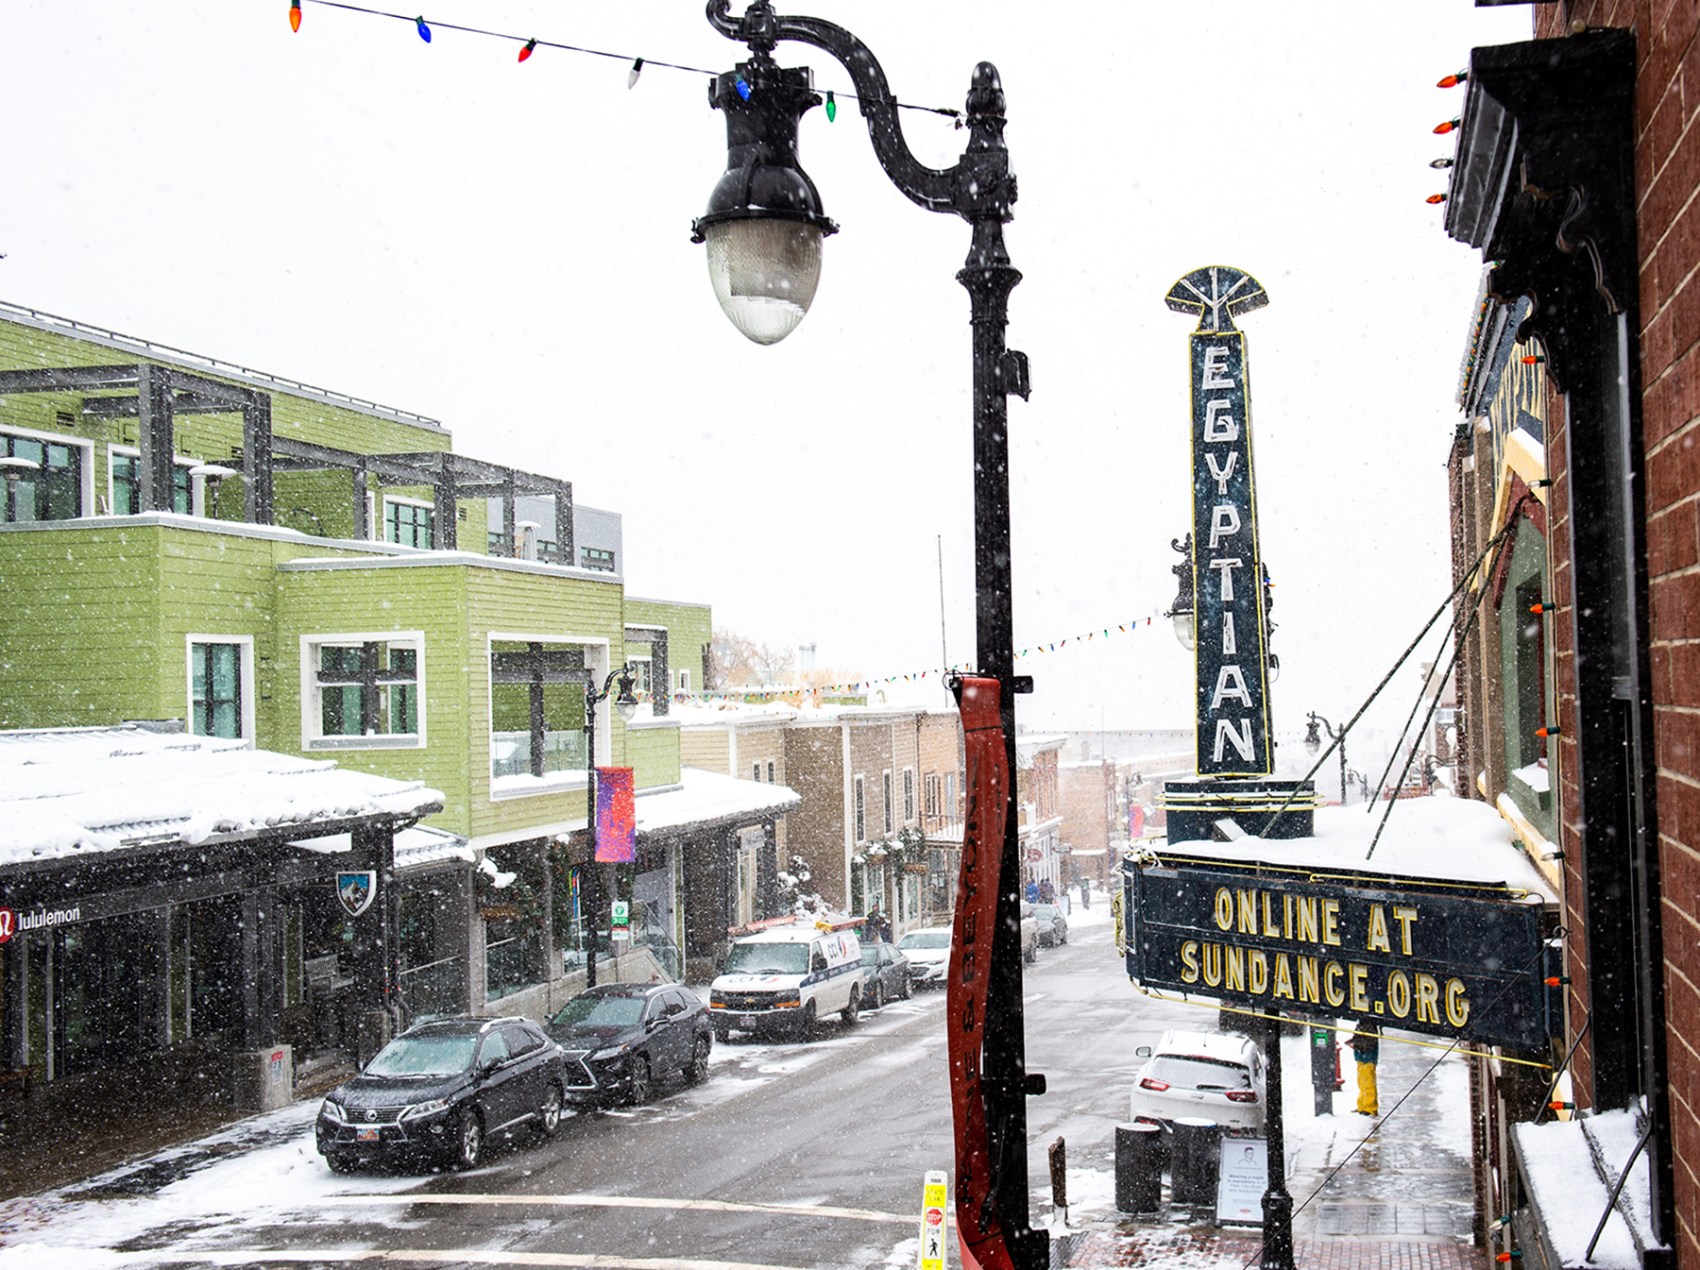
[811,949,828,972]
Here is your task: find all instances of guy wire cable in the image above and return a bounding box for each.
[1253,507,1526,838]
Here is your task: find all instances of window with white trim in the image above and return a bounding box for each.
[384,497,434,549]
[903,767,916,824]
[489,639,591,783]
[882,770,894,835]
[302,635,424,748]
[3,432,84,522]
[853,775,866,844]
[109,445,190,516]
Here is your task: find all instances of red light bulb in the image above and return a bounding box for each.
[1434,119,1461,135]
[289,0,301,31]
[1426,194,1447,205]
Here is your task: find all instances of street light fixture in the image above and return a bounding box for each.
[583,662,639,990]
[1304,711,1348,806]
[695,6,1040,1266]
[1164,532,1196,651]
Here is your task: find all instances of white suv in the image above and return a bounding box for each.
[1129,1029,1267,1136]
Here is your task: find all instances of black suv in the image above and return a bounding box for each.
[316,1016,566,1173]
[545,983,713,1105]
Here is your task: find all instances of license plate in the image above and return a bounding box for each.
[356,1128,380,1142]
[740,1015,757,1029]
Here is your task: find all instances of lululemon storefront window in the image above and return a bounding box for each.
[398,878,466,1019]
[483,846,546,1001]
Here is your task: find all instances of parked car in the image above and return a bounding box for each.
[859,938,913,1008]
[1128,1029,1267,1143]
[1018,903,1040,962]
[316,1015,565,1173]
[898,926,953,988]
[545,982,713,1104]
[1032,902,1069,948]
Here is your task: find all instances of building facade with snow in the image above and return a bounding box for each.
[0,301,788,1083]
[1439,8,1698,1267]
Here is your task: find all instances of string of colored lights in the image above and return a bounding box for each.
[1426,67,1467,204]
[664,609,1168,703]
[286,0,962,119]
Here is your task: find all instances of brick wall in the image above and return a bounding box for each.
[1537,4,1699,1261]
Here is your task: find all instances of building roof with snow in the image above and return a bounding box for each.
[0,724,445,869]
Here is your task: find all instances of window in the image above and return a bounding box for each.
[903,767,915,824]
[883,770,894,835]
[384,498,433,548]
[854,775,866,844]
[4,433,83,522]
[110,447,189,516]
[187,638,251,740]
[767,760,776,783]
[302,635,424,748]
[925,773,942,820]
[753,762,762,782]
[678,669,691,692]
[489,639,593,785]
[581,546,615,572]
[630,657,653,697]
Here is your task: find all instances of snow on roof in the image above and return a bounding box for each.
[636,768,800,834]
[288,824,472,871]
[0,725,444,866]
[1512,1109,1650,1269]
[1160,795,1556,899]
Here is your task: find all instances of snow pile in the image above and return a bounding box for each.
[1513,1109,1651,1269]
[1165,795,1554,898]
[0,725,444,864]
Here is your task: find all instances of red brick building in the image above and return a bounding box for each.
[1441,4,1697,1268]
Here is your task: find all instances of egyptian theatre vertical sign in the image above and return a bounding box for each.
[1168,267,1274,777]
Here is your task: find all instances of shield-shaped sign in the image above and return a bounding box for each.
[336,870,376,918]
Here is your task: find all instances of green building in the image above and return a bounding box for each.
[0,301,795,1091]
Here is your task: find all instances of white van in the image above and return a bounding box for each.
[709,919,863,1041]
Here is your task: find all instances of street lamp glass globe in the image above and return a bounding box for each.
[1170,610,1196,651]
[703,218,823,345]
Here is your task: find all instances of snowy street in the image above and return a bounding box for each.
[0,898,1477,1269]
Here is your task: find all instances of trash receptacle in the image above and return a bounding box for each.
[1171,1117,1222,1207]
[1114,1123,1163,1213]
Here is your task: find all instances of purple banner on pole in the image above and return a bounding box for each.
[595,766,636,863]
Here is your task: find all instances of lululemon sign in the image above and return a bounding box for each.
[1166,265,1275,777]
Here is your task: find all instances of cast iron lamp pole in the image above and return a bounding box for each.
[695,6,1041,1266]
[1304,711,1347,806]
[583,663,639,990]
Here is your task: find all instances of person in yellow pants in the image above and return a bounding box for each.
[1351,1022,1380,1115]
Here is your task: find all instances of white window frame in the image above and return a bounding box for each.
[903,766,916,825]
[3,425,95,520]
[185,634,255,744]
[678,668,691,693]
[106,443,194,516]
[485,632,609,801]
[299,631,427,751]
[382,495,435,548]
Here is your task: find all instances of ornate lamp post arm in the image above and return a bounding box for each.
[701,8,1036,1267]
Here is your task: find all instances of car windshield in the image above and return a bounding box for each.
[900,931,950,951]
[1034,905,1057,921]
[1148,1055,1253,1090]
[364,1033,478,1078]
[722,943,809,975]
[552,994,645,1029]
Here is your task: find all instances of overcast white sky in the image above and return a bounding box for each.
[0,1,1534,754]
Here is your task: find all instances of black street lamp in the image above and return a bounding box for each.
[695,6,1041,1266]
[583,662,639,990]
[1304,711,1348,806]
[1164,532,1196,651]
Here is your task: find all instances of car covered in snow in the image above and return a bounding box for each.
[1128,1029,1267,1140]
[316,1015,565,1173]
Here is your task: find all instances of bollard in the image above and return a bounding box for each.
[1114,1123,1163,1214]
[1170,1117,1223,1207]
[1048,1136,1068,1217]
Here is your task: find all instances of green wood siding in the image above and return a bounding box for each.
[623,598,712,694]
[627,724,681,790]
